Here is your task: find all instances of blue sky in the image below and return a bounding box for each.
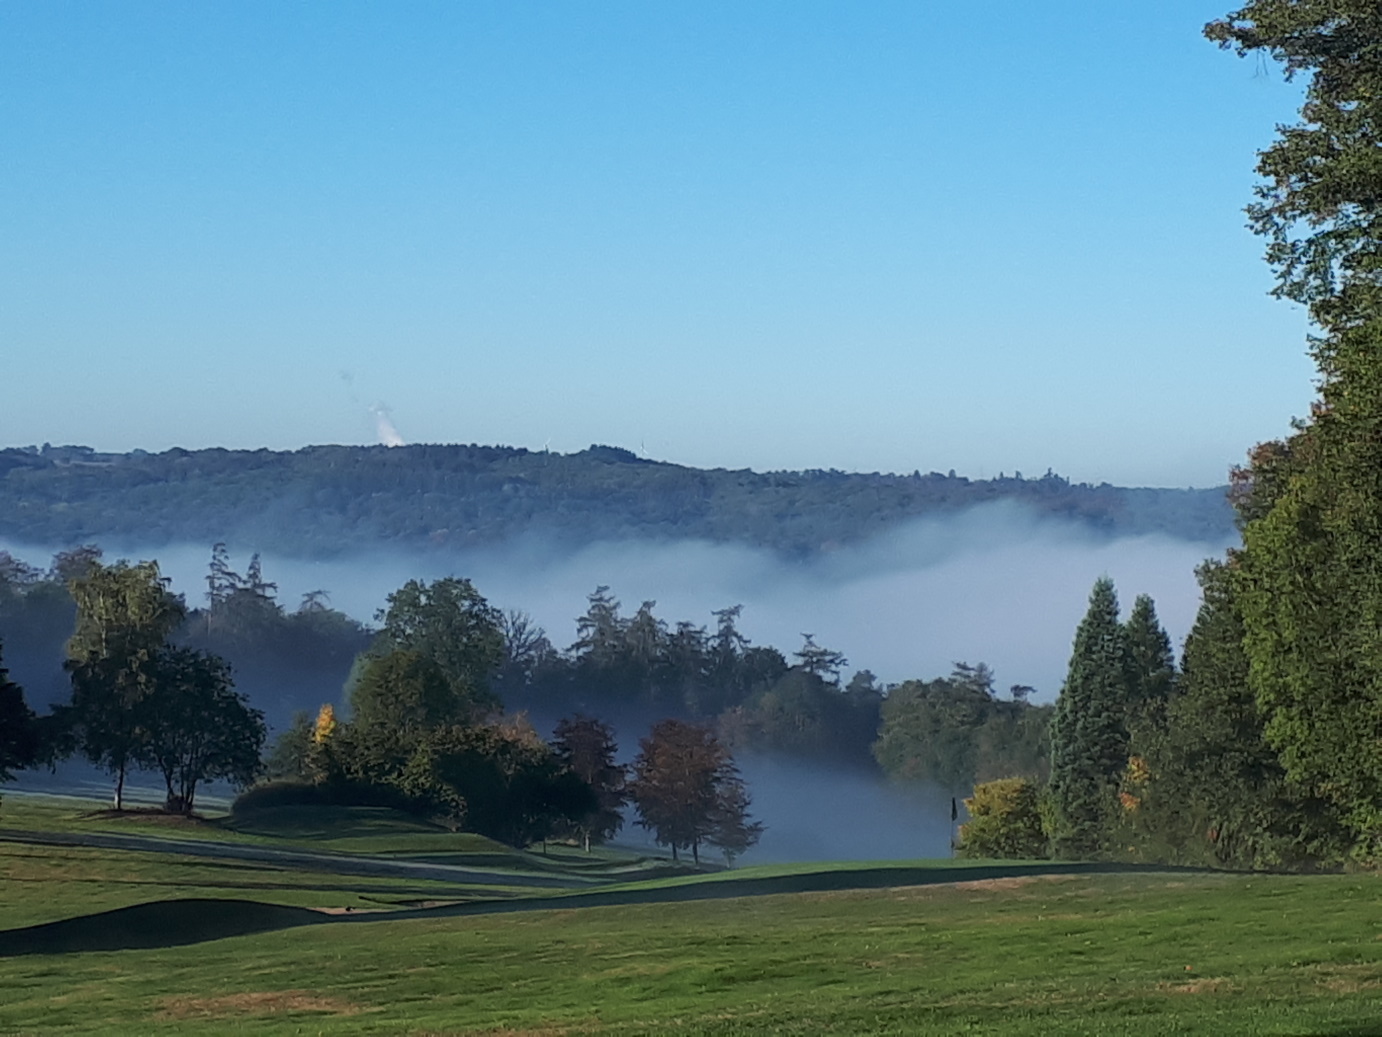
[0,1,1312,487]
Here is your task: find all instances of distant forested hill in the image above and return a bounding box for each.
[0,443,1233,557]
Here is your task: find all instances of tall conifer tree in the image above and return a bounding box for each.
[1123,595,1175,713]
[1207,2,1382,852]
[1138,561,1344,868]
[1048,577,1129,858]
[1122,594,1177,764]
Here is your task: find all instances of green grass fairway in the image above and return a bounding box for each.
[1,797,689,879]
[0,839,554,930]
[2,869,1380,1035]
[3,795,1380,1034]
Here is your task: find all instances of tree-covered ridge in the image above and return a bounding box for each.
[0,443,1233,557]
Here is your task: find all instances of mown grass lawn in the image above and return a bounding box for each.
[3,866,1379,1035]
[1,796,684,879]
[1,796,503,853]
[0,839,548,930]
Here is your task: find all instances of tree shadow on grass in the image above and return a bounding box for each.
[0,899,325,956]
[2,874,481,897]
[0,862,1200,957]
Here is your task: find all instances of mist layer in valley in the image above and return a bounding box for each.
[5,500,1225,694]
[0,500,1231,863]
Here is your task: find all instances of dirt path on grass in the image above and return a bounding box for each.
[0,828,592,890]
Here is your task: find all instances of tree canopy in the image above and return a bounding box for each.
[0,639,40,798]
[629,719,761,864]
[371,577,505,719]
[1207,0,1382,855]
[62,560,186,809]
[139,647,265,813]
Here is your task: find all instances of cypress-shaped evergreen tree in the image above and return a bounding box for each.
[1048,577,1129,859]
[1123,595,1175,714]
[1136,560,1345,869]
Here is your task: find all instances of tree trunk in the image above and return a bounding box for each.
[671,844,678,862]
[114,763,125,811]
[692,840,699,865]
[182,776,197,816]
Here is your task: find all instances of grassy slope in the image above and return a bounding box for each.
[1,798,679,877]
[3,796,1381,1034]
[0,839,552,930]
[0,798,611,929]
[3,797,503,853]
[1,871,1379,1035]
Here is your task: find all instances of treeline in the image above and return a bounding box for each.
[962,567,1352,870]
[1,557,267,814]
[0,560,763,862]
[0,442,1232,557]
[1,544,1056,795]
[486,585,1053,790]
[0,545,372,731]
[963,2,1382,871]
[1,542,1056,861]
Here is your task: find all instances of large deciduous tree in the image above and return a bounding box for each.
[139,647,265,814]
[380,718,595,846]
[873,664,1051,793]
[1207,2,1382,854]
[349,650,461,736]
[551,714,628,851]
[63,560,186,809]
[629,719,760,864]
[372,577,505,719]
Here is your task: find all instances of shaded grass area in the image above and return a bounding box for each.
[2,797,693,880]
[4,797,499,853]
[1,898,325,955]
[1,870,1379,1034]
[0,795,697,943]
[0,841,553,931]
[0,854,1183,955]
[218,804,502,853]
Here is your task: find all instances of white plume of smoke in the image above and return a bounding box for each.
[369,403,406,447]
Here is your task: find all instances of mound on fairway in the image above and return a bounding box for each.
[220,804,457,841]
[0,898,326,956]
[1,858,1198,957]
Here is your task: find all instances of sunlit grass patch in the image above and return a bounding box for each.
[0,868,1379,1034]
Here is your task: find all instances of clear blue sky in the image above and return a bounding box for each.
[0,1,1312,487]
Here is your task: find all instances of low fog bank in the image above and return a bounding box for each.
[733,755,955,863]
[8,757,238,810]
[2,500,1233,700]
[595,752,954,865]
